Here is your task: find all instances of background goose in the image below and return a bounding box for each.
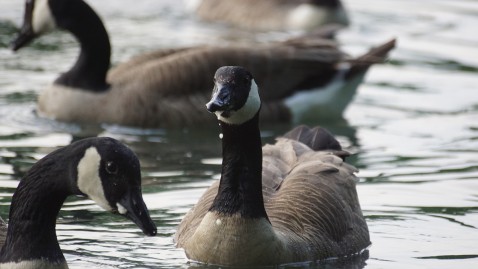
[175,66,369,266]
[12,0,395,128]
[186,0,350,31]
[0,137,156,269]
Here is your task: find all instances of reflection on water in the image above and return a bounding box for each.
[1,0,478,268]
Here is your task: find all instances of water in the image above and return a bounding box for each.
[1,0,478,268]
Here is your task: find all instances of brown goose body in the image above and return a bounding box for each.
[38,43,340,127]
[175,66,369,266]
[13,0,394,128]
[176,131,369,264]
[187,0,350,31]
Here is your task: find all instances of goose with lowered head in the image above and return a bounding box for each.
[175,66,370,266]
[0,137,156,269]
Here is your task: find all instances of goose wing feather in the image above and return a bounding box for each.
[107,42,344,101]
[107,47,198,80]
[262,139,369,258]
[107,38,395,104]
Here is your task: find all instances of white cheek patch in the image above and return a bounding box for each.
[32,0,57,34]
[216,80,261,125]
[77,147,112,211]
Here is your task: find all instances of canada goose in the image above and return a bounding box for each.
[175,66,369,266]
[186,0,350,31]
[0,137,157,269]
[11,0,394,128]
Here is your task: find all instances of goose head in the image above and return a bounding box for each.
[11,0,96,51]
[0,137,156,266]
[12,0,55,50]
[71,137,157,236]
[206,66,261,125]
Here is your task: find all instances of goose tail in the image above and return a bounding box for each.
[345,38,396,79]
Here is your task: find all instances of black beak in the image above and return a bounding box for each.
[11,26,36,51]
[11,0,36,51]
[118,188,157,236]
[206,84,233,113]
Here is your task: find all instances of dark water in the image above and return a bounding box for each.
[1,0,477,268]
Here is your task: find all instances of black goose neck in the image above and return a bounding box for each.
[0,154,78,264]
[53,0,111,92]
[210,113,268,219]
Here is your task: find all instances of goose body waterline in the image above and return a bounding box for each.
[12,0,395,128]
[175,66,370,266]
[0,137,156,269]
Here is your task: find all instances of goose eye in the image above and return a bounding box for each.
[106,161,118,175]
